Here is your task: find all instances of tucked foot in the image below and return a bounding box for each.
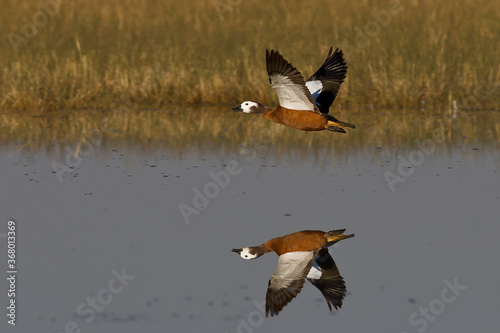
[326,125,346,133]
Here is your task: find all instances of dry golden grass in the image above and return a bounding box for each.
[0,0,499,111]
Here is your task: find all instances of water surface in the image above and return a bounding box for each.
[0,107,499,332]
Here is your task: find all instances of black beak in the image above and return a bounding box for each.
[232,106,243,112]
[231,248,242,254]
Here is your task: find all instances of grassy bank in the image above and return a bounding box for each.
[1,0,499,112]
[2,108,499,163]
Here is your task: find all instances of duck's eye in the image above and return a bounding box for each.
[244,255,248,258]
[244,103,249,105]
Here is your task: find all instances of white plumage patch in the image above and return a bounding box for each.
[305,81,323,104]
[238,101,259,113]
[271,251,315,282]
[270,74,316,111]
[239,247,258,260]
[306,260,322,279]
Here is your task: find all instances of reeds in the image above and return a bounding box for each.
[0,0,499,112]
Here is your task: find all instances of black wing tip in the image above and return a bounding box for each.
[266,48,288,74]
[266,49,283,62]
[308,278,347,312]
[320,46,348,75]
[327,297,344,310]
[266,49,280,59]
[328,47,346,63]
[265,277,308,317]
[265,293,287,317]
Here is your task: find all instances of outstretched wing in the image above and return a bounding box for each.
[305,47,347,114]
[307,248,347,310]
[265,249,319,317]
[266,49,317,112]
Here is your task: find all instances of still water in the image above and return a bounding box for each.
[0,107,499,332]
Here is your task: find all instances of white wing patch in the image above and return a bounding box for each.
[306,260,322,279]
[272,251,315,282]
[305,81,323,104]
[270,74,316,111]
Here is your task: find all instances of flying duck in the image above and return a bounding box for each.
[232,47,355,133]
[232,229,354,317]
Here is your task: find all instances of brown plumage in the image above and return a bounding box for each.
[262,106,329,131]
[264,230,330,255]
